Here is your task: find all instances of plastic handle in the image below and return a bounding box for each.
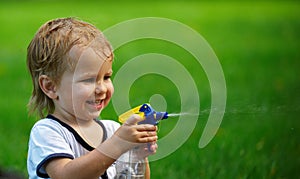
[118,104,145,124]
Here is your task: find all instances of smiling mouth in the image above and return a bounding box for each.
[87,99,104,110]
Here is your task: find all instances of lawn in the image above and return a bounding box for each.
[0,0,299,178]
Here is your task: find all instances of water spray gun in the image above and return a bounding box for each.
[118,103,168,125]
[116,104,169,177]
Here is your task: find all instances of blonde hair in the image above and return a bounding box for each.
[27,17,112,118]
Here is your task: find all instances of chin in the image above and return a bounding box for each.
[89,111,102,119]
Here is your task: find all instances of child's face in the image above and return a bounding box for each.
[54,46,114,121]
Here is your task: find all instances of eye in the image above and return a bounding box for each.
[104,75,111,81]
[82,78,96,83]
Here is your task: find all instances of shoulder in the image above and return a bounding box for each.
[31,118,61,132]
[30,118,64,134]
[29,117,72,141]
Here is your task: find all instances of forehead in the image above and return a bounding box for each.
[69,44,112,66]
[70,46,113,75]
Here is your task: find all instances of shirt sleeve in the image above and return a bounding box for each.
[27,120,74,178]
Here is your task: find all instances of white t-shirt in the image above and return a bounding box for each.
[27,114,120,179]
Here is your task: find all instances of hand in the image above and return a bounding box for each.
[131,142,158,161]
[97,114,158,160]
[146,142,158,154]
[116,114,158,145]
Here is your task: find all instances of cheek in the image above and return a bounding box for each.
[108,83,114,97]
[104,83,114,104]
[72,84,95,99]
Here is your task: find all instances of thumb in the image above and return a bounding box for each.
[124,114,144,125]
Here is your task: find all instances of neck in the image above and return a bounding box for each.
[52,110,95,128]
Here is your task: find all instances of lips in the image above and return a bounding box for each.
[87,99,104,110]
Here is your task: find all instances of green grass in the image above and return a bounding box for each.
[0,1,299,178]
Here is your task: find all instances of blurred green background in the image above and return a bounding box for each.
[0,0,299,178]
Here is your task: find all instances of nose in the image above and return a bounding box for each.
[95,81,107,95]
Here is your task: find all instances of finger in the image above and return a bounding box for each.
[140,131,157,137]
[148,143,158,153]
[136,124,157,132]
[137,136,158,143]
[143,143,158,154]
[123,114,143,125]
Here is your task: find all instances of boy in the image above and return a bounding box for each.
[27,17,157,179]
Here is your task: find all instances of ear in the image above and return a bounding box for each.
[39,75,58,100]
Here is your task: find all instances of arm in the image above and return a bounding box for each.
[45,115,157,179]
[45,149,114,179]
[144,141,158,179]
[145,158,150,179]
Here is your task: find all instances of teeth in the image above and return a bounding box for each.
[95,100,102,104]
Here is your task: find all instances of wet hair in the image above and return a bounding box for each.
[27,17,112,118]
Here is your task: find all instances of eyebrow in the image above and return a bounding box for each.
[78,69,113,78]
[94,49,113,62]
[78,72,97,78]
